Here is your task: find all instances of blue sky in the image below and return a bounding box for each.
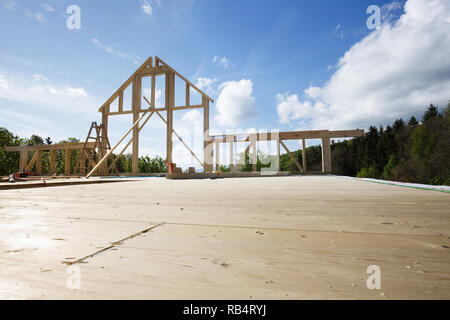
[1,0,449,168]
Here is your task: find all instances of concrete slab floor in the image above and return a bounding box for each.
[0,176,449,299]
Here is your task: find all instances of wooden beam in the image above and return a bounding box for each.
[131,76,141,175]
[302,139,306,173]
[215,142,220,172]
[321,137,331,173]
[5,142,96,152]
[106,104,204,116]
[166,72,174,166]
[229,140,234,172]
[86,106,153,178]
[252,141,257,172]
[280,140,303,173]
[24,151,38,171]
[277,139,280,172]
[50,149,56,175]
[151,74,156,109]
[142,96,204,169]
[118,92,123,113]
[210,129,364,143]
[64,149,71,175]
[185,83,190,107]
[36,150,42,175]
[203,96,213,172]
[98,56,153,112]
[108,111,155,170]
[155,56,214,103]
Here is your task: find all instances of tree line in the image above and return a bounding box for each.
[1,103,448,184]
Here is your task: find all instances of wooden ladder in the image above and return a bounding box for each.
[73,122,119,176]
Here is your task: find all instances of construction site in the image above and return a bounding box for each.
[1,57,449,299]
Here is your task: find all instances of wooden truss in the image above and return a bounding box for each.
[4,56,364,177]
[92,56,214,177]
[5,142,95,175]
[210,129,364,173]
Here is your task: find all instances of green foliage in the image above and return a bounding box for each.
[138,155,167,173]
[381,155,396,180]
[356,166,376,178]
[0,127,22,175]
[219,164,231,172]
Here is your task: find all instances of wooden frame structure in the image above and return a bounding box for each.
[211,129,364,173]
[5,142,95,175]
[4,56,364,178]
[95,56,214,175]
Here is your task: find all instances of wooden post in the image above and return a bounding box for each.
[302,138,306,173]
[229,140,234,172]
[321,137,331,173]
[65,149,70,175]
[185,83,190,107]
[132,76,141,174]
[36,150,42,175]
[151,75,156,109]
[118,92,123,113]
[100,104,109,176]
[215,141,220,172]
[277,139,280,171]
[203,96,213,172]
[50,149,56,175]
[166,72,174,167]
[19,150,25,172]
[252,139,257,172]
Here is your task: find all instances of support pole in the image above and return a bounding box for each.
[229,140,234,172]
[36,150,42,175]
[132,76,141,175]
[166,72,174,167]
[50,150,56,175]
[215,142,220,172]
[65,149,70,175]
[100,104,109,176]
[252,141,257,172]
[302,138,306,173]
[86,107,152,178]
[277,138,280,172]
[321,137,331,173]
[203,96,213,172]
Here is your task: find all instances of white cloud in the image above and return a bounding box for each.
[195,77,218,94]
[213,56,233,69]
[182,109,202,123]
[304,86,322,99]
[25,9,47,23]
[277,0,450,130]
[141,0,152,15]
[334,24,344,39]
[4,0,18,10]
[0,73,9,90]
[92,38,139,64]
[32,73,48,82]
[214,79,256,127]
[40,3,55,12]
[0,71,97,114]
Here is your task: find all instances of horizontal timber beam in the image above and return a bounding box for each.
[210,129,364,143]
[5,142,96,152]
[106,104,204,116]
